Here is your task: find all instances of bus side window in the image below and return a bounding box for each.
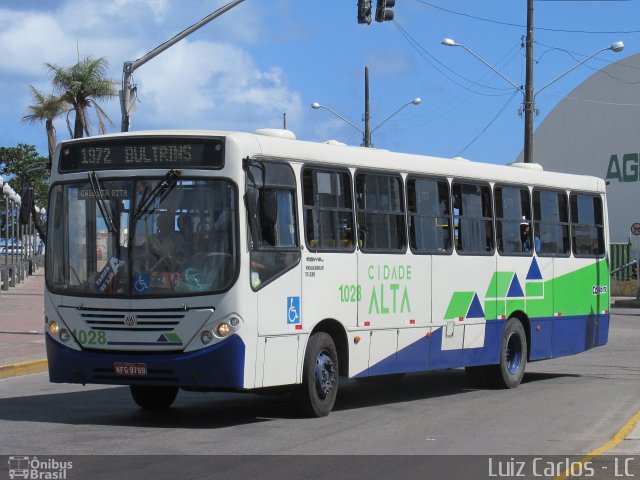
[452,181,494,255]
[407,176,451,254]
[495,185,532,255]
[302,168,354,251]
[533,189,570,256]
[245,161,300,290]
[355,172,406,253]
[570,193,605,257]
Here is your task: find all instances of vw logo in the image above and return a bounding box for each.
[123,314,137,327]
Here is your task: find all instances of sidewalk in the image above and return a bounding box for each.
[0,270,47,378]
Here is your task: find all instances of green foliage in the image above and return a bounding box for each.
[45,56,118,138]
[0,144,49,208]
[22,86,69,161]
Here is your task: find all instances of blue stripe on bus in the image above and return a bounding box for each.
[355,314,609,378]
[46,334,245,389]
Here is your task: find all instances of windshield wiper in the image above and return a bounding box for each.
[88,171,117,234]
[131,169,181,223]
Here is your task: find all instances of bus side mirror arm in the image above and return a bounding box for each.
[244,192,260,249]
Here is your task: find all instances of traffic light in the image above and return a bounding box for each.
[375,0,395,22]
[358,0,372,24]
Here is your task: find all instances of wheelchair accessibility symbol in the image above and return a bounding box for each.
[133,273,150,294]
[287,296,301,325]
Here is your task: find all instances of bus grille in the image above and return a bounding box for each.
[57,306,214,351]
[78,307,186,332]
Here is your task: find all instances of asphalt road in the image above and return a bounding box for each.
[0,309,638,478]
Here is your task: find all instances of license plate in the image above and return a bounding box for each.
[114,362,148,376]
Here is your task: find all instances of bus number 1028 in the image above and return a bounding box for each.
[339,284,362,303]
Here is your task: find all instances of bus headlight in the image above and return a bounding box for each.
[201,330,214,345]
[48,321,59,336]
[59,329,71,343]
[216,323,231,337]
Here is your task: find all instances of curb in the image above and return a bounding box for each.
[614,299,640,308]
[0,359,48,379]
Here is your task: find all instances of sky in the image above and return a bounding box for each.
[1,0,639,166]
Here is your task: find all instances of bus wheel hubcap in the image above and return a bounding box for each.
[314,351,336,400]
[506,333,523,375]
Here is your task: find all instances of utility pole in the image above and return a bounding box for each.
[364,66,371,147]
[121,0,246,132]
[523,0,534,163]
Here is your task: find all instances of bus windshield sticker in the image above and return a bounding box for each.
[133,273,151,294]
[95,257,124,294]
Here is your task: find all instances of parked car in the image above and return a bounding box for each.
[0,246,23,255]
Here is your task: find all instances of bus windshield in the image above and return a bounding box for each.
[47,177,238,297]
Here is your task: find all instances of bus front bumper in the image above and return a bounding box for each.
[46,334,245,389]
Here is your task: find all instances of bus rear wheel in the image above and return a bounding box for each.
[486,317,527,389]
[296,332,339,417]
[130,385,179,409]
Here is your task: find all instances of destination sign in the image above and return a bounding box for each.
[59,137,225,172]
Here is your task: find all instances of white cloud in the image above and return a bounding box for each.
[0,10,72,76]
[133,39,302,131]
[58,0,169,31]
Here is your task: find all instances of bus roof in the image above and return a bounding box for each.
[55,129,606,193]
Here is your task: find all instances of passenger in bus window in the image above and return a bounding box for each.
[520,217,540,253]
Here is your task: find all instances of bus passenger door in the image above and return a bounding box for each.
[246,160,302,387]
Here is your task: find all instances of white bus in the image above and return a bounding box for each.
[45,129,610,416]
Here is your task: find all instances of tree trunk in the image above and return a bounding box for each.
[46,120,56,162]
[73,106,85,139]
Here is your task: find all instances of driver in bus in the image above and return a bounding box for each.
[149,212,186,270]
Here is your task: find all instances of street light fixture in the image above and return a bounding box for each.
[370,98,422,135]
[441,37,624,163]
[311,97,421,147]
[535,41,624,97]
[311,103,365,137]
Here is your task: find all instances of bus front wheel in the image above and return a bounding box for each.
[130,385,179,409]
[486,317,527,389]
[296,332,339,417]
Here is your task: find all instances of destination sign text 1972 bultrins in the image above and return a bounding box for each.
[60,138,224,172]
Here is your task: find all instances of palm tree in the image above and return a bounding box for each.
[45,56,118,139]
[21,86,68,161]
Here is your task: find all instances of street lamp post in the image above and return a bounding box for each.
[311,97,421,147]
[3,183,9,270]
[441,38,623,163]
[14,194,21,281]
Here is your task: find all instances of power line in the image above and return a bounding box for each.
[456,91,520,156]
[393,20,515,96]
[414,0,640,34]
[534,41,640,84]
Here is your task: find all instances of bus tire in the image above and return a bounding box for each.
[130,385,179,409]
[486,317,527,389]
[296,332,339,417]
